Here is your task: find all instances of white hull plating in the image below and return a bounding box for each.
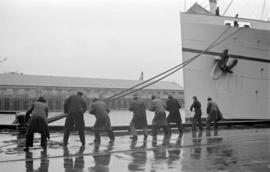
[181,13,270,119]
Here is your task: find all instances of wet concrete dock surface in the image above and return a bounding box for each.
[0,128,270,172]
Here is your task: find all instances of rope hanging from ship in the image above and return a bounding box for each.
[105,26,244,102]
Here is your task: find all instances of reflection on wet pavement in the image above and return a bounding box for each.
[89,143,113,172]
[190,130,202,160]
[128,139,147,171]
[25,150,49,172]
[63,146,85,172]
[0,128,270,172]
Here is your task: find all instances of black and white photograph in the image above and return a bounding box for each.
[0,0,269,171]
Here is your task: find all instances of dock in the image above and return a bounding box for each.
[0,125,270,172]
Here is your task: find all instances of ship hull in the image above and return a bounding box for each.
[181,13,270,119]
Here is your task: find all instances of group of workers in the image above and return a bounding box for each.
[22,91,222,152]
[190,96,222,132]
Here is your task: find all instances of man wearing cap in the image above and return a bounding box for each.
[129,93,148,140]
[89,98,115,143]
[206,97,220,129]
[166,95,183,136]
[190,96,202,131]
[149,95,171,140]
[63,91,87,146]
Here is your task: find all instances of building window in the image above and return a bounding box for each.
[108,102,112,109]
[0,98,2,110]
[48,99,54,111]
[4,97,10,110]
[56,99,62,111]
[127,99,131,108]
[19,98,23,110]
[117,99,120,109]
[13,98,20,111]
[23,98,29,110]
[111,100,116,110]
[123,99,128,109]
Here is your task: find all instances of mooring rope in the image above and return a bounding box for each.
[43,26,243,125]
[105,26,243,102]
[8,26,242,130]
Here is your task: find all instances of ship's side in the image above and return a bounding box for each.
[181,12,270,119]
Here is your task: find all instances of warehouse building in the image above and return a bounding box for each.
[0,73,184,112]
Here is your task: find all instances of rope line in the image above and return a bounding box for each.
[222,0,234,16]
[106,26,242,102]
[261,0,266,20]
[105,26,232,102]
[20,26,242,125]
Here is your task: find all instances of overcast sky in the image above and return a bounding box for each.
[0,0,269,86]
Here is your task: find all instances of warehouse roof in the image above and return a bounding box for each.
[0,73,183,90]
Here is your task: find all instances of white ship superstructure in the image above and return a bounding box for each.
[181,4,270,119]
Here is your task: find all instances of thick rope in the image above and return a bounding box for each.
[106,26,241,102]
[48,26,243,122]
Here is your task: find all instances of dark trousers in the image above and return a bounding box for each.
[192,114,203,131]
[63,128,85,145]
[130,121,148,137]
[26,133,47,147]
[94,130,115,143]
[152,125,171,138]
[168,120,183,134]
[206,119,218,129]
